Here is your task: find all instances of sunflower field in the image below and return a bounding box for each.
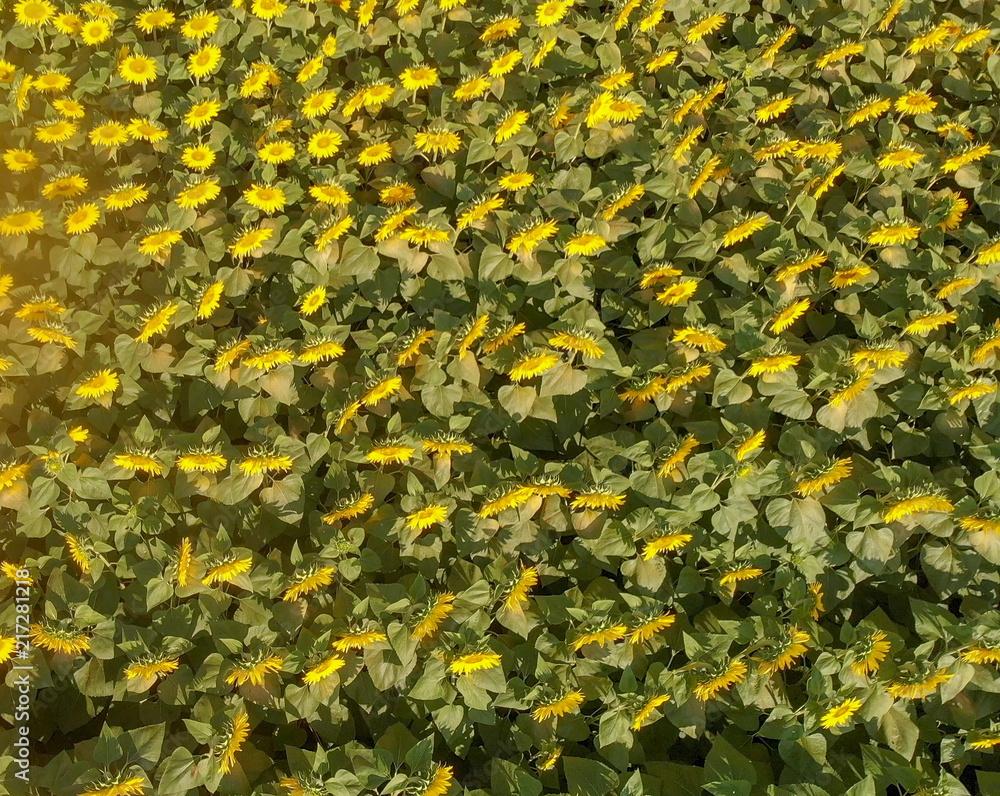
[4,0,1000,793]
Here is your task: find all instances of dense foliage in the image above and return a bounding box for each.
[2,0,1000,793]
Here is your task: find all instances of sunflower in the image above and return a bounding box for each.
[687,12,727,42]
[412,593,456,640]
[136,301,179,342]
[358,141,393,166]
[895,90,937,115]
[571,488,626,511]
[562,232,606,257]
[322,492,375,524]
[508,351,560,382]
[216,710,250,775]
[30,623,91,655]
[229,226,274,258]
[532,690,584,721]
[104,182,149,210]
[282,565,336,601]
[868,223,921,246]
[796,457,852,496]
[252,0,287,19]
[257,140,295,164]
[180,10,218,38]
[495,109,529,144]
[421,433,474,458]
[756,95,794,122]
[37,119,78,144]
[175,178,220,209]
[176,446,228,474]
[489,49,523,78]
[505,218,557,253]
[723,213,770,247]
[828,368,874,407]
[4,149,39,173]
[307,129,342,160]
[412,127,462,157]
[118,54,158,86]
[942,143,992,174]
[187,45,222,79]
[756,627,810,675]
[497,171,535,191]
[79,774,147,796]
[719,565,764,586]
[64,533,91,573]
[949,382,996,405]
[883,489,954,522]
[656,435,698,478]
[184,99,221,129]
[332,628,388,651]
[816,41,865,68]
[239,446,294,475]
[242,183,286,215]
[395,501,447,535]
[64,203,100,234]
[887,669,953,699]
[549,330,603,359]
[0,209,44,237]
[693,659,748,701]
[820,698,862,729]
[309,182,350,206]
[626,612,676,645]
[213,338,252,372]
[125,654,180,681]
[113,448,164,476]
[75,369,119,399]
[367,440,416,466]
[399,65,438,90]
[135,8,175,32]
[203,553,253,585]
[535,0,572,27]
[903,311,957,336]
[851,630,891,676]
[14,0,56,27]
[80,18,111,44]
[138,227,181,257]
